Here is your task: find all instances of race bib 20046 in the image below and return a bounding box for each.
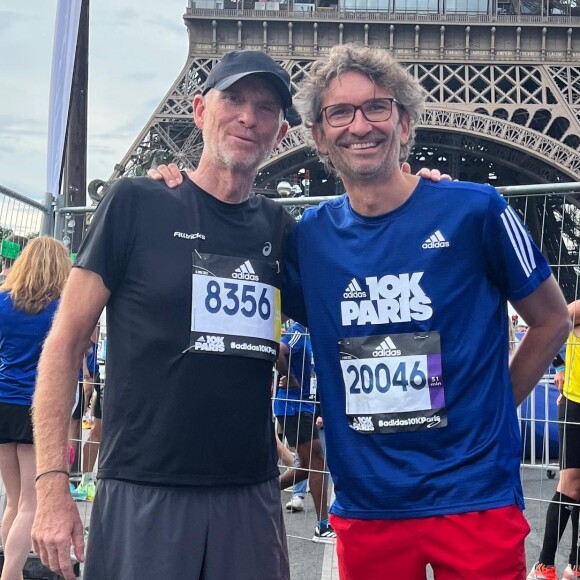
[339,331,447,434]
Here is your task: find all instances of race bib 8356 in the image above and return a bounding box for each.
[188,253,281,362]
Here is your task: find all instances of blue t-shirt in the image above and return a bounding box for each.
[282,179,551,520]
[78,341,98,381]
[0,292,59,405]
[273,322,315,416]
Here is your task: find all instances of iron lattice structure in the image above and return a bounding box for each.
[105,5,580,299]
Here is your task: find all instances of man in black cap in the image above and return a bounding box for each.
[32,50,294,580]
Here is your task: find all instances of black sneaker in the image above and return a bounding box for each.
[312,522,336,544]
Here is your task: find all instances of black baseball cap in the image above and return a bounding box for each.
[202,50,292,113]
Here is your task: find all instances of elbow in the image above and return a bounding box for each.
[557,314,572,345]
[565,315,573,337]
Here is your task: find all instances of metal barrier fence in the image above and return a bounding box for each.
[519,375,560,477]
[1,181,580,577]
[0,185,51,240]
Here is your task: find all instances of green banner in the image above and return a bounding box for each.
[1,239,21,260]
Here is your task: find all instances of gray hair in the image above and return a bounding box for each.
[294,44,425,171]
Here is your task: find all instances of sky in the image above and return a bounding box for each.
[0,1,191,204]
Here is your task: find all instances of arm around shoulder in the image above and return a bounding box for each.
[509,275,570,405]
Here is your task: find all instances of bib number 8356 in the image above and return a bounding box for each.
[205,280,271,320]
[347,360,427,394]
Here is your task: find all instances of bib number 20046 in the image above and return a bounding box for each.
[339,332,446,432]
[346,359,427,395]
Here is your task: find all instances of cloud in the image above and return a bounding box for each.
[1,0,189,200]
[0,10,21,34]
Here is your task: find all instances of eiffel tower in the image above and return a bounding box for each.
[100,0,580,299]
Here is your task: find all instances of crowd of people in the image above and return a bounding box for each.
[0,44,577,579]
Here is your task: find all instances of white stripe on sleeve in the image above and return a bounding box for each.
[500,207,533,277]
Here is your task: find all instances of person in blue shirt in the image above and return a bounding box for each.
[0,237,70,579]
[281,43,570,579]
[274,322,334,542]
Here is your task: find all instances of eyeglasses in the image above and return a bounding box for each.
[320,97,400,128]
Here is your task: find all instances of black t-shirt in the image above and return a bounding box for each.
[76,176,295,486]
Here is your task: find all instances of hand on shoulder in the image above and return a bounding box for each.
[146,163,183,188]
[401,162,452,182]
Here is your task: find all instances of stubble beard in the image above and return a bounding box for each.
[329,144,400,185]
[212,133,278,173]
[326,125,403,185]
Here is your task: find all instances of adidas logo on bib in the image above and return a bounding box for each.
[372,336,402,357]
[343,278,367,299]
[232,260,259,281]
[422,230,450,249]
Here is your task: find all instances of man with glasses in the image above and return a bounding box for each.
[280,44,570,579]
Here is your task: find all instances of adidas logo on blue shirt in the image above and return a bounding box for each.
[343,278,367,299]
[422,230,450,249]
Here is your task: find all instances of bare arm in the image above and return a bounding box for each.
[275,342,301,390]
[509,276,570,405]
[32,268,110,579]
[149,162,452,189]
[276,433,296,467]
[82,356,92,412]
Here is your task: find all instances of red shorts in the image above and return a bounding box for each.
[330,505,530,580]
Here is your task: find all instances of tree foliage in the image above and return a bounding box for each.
[0,227,13,242]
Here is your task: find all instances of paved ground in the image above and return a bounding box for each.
[524,464,573,574]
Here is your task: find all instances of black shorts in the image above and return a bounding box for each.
[93,382,102,420]
[72,383,84,420]
[72,373,102,420]
[276,411,319,448]
[558,396,580,470]
[0,402,33,444]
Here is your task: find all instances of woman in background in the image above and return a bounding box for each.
[0,237,70,580]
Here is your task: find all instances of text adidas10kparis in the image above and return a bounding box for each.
[341,272,433,325]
